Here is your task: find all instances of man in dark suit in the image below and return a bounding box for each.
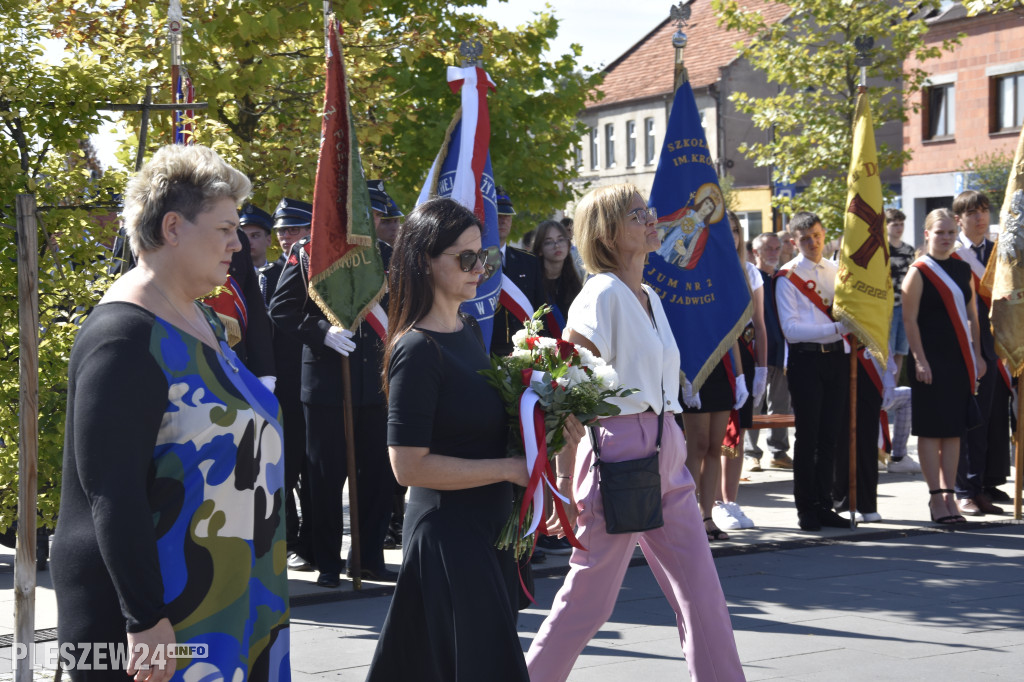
[268,197,397,588]
[241,201,313,570]
[491,186,546,357]
[952,190,1011,515]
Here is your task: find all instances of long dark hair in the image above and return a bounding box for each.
[382,197,483,395]
[531,219,582,305]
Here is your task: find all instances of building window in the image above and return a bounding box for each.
[996,73,1024,132]
[644,117,656,165]
[924,84,955,140]
[626,121,637,168]
[589,128,598,170]
[574,144,583,169]
[605,124,615,168]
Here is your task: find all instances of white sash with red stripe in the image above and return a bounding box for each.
[912,255,978,392]
[365,302,388,342]
[952,234,990,306]
[499,272,534,324]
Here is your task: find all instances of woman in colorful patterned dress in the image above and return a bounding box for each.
[52,144,290,682]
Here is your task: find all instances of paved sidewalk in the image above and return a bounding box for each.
[2,445,1021,679]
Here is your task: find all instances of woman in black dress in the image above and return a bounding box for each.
[902,208,986,524]
[366,198,531,682]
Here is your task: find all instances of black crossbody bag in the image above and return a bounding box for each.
[590,406,665,535]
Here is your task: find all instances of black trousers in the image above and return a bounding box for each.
[303,402,397,574]
[787,349,849,516]
[833,361,881,514]
[281,404,312,558]
[957,366,1012,497]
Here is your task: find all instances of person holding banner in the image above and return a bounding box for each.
[902,208,986,525]
[527,183,744,682]
[53,144,290,681]
[268,215,398,588]
[368,198,532,681]
[775,212,852,532]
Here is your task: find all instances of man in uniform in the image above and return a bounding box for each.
[491,186,546,357]
[269,198,397,588]
[244,200,314,570]
[775,212,851,531]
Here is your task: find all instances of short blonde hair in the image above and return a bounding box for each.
[574,183,644,274]
[122,144,251,255]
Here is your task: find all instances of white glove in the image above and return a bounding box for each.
[732,375,749,411]
[258,376,277,393]
[681,378,701,409]
[324,326,357,356]
[881,385,896,412]
[752,367,768,409]
[834,320,849,335]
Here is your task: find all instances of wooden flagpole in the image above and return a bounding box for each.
[14,194,40,682]
[1015,386,1022,520]
[321,4,363,589]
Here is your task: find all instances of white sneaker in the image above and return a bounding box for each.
[844,510,865,523]
[862,512,883,523]
[712,502,743,530]
[888,455,922,474]
[724,501,755,529]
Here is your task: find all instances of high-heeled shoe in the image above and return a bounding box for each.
[929,488,964,525]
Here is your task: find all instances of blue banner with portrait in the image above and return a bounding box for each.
[645,81,752,391]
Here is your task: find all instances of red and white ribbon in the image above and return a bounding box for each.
[365,302,388,342]
[517,370,585,548]
[500,272,534,324]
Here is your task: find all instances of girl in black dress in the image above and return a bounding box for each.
[902,208,987,524]
[367,198,531,682]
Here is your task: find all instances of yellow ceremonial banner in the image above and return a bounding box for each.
[834,92,894,365]
[981,125,1024,376]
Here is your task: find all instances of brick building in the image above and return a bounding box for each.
[902,3,1024,243]
[571,0,789,239]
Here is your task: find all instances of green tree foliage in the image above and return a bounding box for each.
[963,0,1022,14]
[1,0,599,529]
[965,150,1013,211]
[713,0,958,234]
[51,0,600,227]
[1,0,131,529]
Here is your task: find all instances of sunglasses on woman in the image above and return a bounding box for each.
[442,245,501,274]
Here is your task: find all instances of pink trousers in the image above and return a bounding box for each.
[526,412,745,681]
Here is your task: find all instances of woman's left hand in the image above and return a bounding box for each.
[562,415,585,453]
[976,355,987,381]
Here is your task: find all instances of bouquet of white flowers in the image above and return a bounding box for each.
[480,306,636,561]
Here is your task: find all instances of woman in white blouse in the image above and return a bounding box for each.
[526,184,745,682]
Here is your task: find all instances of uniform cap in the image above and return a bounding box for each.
[495,186,516,216]
[238,203,273,232]
[272,198,313,229]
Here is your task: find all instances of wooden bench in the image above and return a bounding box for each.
[750,413,796,430]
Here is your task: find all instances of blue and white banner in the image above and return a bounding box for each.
[418,67,501,348]
[645,81,752,390]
